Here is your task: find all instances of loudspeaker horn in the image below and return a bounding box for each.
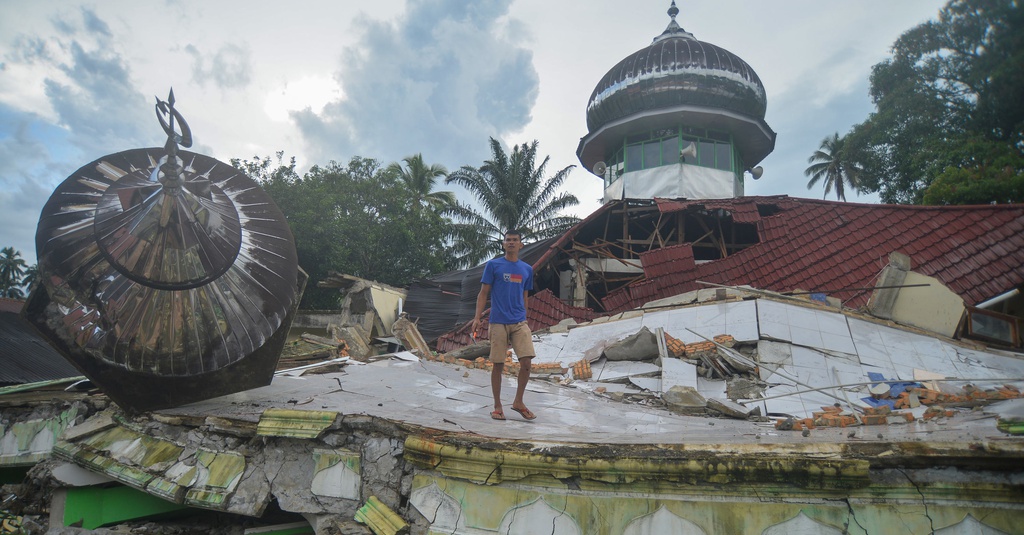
[748,166,763,180]
[592,161,607,176]
[679,142,697,160]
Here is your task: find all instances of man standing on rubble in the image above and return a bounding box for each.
[472,230,537,421]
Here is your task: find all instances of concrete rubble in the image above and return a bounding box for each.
[1,289,1023,534]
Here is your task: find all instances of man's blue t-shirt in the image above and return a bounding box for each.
[481,257,533,324]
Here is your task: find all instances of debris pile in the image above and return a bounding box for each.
[278,332,349,369]
[428,351,568,377]
[910,384,1022,405]
[425,295,1024,434]
[774,384,1024,432]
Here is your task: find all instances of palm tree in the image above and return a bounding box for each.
[445,138,580,266]
[21,264,39,295]
[805,132,864,201]
[386,154,455,213]
[0,247,28,298]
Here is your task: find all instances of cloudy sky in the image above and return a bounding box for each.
[0,0,944,266]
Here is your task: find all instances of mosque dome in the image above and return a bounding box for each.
[577,2,775,176]
[585,17,767,132]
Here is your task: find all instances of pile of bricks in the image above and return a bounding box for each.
[776,384,1024,431]
[664,333,686,357]
[774,416,816,431]
[571,358,592,380]
[680,334,736,357]
[811,405,858,428]
[906,384,1022,405]
[922,406,956,420]
[860,406,916,425]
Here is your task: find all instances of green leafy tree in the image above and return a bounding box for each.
[445,138,580,266]
[922,136,1024,204]
[805,132,863,201]
[233,154,455,309]
[386,154,455,214]
[849,0,1024,204]
[0,247,27,298]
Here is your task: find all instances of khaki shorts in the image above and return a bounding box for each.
[488,321,535,363]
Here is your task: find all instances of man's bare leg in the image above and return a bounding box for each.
[511,357,533,417]
[491,362,505,414]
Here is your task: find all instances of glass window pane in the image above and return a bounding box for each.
[715,142,732,171]
[698,140,716,167]
[662,138,679,164]
[643,140,661,168]
[626,144,642,172]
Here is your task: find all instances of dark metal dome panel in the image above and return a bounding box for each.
[586,35,768,133]
[93,160,243,290]
[35,148,298,378]
[24,90,304,414]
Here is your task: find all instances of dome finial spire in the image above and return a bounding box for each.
[654,0,693,42]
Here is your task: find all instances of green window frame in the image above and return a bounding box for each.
[611,126,735,175]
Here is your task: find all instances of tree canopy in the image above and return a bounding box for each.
[445,138,580,266]
[386,154,455,214]
[233,153,456,309]
[847,0,1024,204]
[0,247,28,299]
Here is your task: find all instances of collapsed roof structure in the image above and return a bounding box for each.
[416,196,1024,353]
[2,3,1023,534]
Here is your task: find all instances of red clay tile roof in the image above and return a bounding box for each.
[638,197,1024,310]
[0,298,24,314]
[576,197,1024,312]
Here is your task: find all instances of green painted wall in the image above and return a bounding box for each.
[63,485,191,529]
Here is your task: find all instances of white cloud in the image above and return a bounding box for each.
[0,0,945,265]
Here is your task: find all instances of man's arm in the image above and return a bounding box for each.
[523,291,529,316]
[471,284,491,337]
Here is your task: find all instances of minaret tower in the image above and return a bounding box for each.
[577,1,776,202]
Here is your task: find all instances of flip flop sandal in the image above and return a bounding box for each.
[490,410,506,420]
[511,406,536,420]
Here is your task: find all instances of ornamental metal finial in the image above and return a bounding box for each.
[654,0,693,42]
[154,88,193,189]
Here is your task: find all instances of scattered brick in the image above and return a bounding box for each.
[713,334,736,347]
[663,333,686,357]
[862,414,887,426]
[571,359,592,380]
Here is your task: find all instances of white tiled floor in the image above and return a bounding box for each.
[154,296,1024,448]
[158,346,1021,446]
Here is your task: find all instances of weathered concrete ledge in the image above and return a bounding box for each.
[404,435,871,489]
[11,359,1024,534]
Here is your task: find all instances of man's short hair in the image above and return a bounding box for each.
[504,229,523,239]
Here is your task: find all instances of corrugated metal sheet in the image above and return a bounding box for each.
[0,312,80,385]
